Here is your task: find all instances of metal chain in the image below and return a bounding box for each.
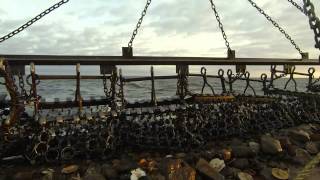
[102,74,110,97]
[0,0,69,43]
[208,0,231,50]
[128,0,152,47]
[247,0,303,54]
[303,0,320,49]
[287,0,307,15]
[18,73,28,99]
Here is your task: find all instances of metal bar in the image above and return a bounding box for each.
[1,54,319,65]
[123,75,178,82]
[39,75,109,80]
[39,98,111,109]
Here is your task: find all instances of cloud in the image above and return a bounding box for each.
[0,0,319,76]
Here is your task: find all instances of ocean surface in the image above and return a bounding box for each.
[0,77,311,102]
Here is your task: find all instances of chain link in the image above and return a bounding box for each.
[303,0,320,49]
[0,0,69,43]
[18,73,28,100]
[102,74,110,97]
[209,0,231,50]
[247,0,303,54]
[128,0,152,47]
[287,0,307,15]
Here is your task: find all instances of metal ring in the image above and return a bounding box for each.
[218,69,224,77]
[308,67,316,75]
[227,69,233,76]
[261,73,268,81]
[26,74,40,86]
[201,67,207,75]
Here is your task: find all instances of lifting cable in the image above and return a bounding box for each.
[287,0,307,15]
[127,0,152,48]
[208,0,232,51]
[247,0,304,54]
[0,0,69,43]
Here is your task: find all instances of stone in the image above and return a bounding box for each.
[306,142,319,155]
[41,169,54,180]
[260,167,275,180]
[169,165,196,180]
[271,168,289,180]
[209,158,225,172]
[131,168,146,180]
[230,158,250,170]
[310,134,320,141]
[113,159,137,173]
[294,148,312,165]
[248,142,260,154]
[13,172,34,180]
[101,164,118,179]
[220,167,241,177]
[196,158,225,180]
[83,173,106,180]
[231,145,255,158]
[288,130,310,144]
[149,173,165,180]
[261,135,283,155]
[61,165,79,174]
[237,172,254,180]
[175,153,187,159]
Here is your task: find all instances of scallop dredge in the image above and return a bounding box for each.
[0,0,320,165]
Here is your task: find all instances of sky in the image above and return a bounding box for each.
[0,0,319,76]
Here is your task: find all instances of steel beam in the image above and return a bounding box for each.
[0,54,319,66]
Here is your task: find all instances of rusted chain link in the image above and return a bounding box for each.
[287,0,307,15]
[0,0,69,43]
[208,0,231,50]
[128,0,152,47]
[303,0,320,49]
[247,0,303,54]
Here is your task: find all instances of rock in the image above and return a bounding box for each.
[286,144,298,157]
[294,148,312,165]
[61,165,79,174]
[101,164,118,179]
[196,158,225,180]
[41,169,54,180]
[209,158,225,172]
[13,172,34,180]
[271,168,289,180]
[306,142,319,155]
[288,130,310,144]
[169,164,196,180]
[260,167,275,180]
[131,168,146,180]
[175,153,187,159]
[230,158,250,170]
[113,159,137,173]
[248,142,260,154]
[261,135,283,155]
[220,167,241,177]
[149,173,165,180]
[310,134,320,141]
[83,173,106,180]
[237,172,254,180]
[232,145,255,158]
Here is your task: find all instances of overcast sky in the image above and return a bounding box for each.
[0,0,319,76]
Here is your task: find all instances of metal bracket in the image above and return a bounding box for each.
[236,65,246,74]
[122,47,133,58]
[100,65,116,75]
[301,52,309,60]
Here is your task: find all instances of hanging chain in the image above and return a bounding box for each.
[18,73,28,100]
[303,0,320,49]
[247,0,303,54]
[287,0,307,15]
[0,0,69,43]
[208,0,231,50]
[103,74,110,97]
[128,0,152,47]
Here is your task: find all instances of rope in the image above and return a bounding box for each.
[294,152,320,180]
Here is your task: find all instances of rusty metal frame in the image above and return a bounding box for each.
[1,54,319,66]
